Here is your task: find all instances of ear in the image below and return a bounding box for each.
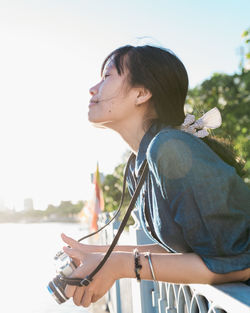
[135,87,152,106]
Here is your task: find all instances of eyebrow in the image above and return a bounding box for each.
[101,64,114,77]
[102,69,110,77]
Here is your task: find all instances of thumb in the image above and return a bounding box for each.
[71,256,81,267]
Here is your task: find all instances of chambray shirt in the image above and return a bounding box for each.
[126,125,250,274]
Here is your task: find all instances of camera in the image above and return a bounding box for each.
[47,250,77,304]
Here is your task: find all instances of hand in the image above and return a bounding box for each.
[61,233,120,307]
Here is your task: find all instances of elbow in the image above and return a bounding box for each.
[207,268,250,285]
[207,272,227,285]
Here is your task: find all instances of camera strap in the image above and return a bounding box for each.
[61,155,149,287]
[74,153,136,244]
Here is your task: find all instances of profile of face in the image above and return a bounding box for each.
[88,61,134,129]
[88,59,152,131]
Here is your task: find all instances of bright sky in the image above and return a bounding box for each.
[0,0,249,210]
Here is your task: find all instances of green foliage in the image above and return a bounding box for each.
[241,27,250,67]
[242,28,250,50]
[102,162,134,224]
[186,70,250,182]
[102,163,126,212]
[242,30,249,38]
[0,200,85,223]
[0,208,45,222]
[46,200,84,216]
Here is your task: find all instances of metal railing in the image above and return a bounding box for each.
[97,209,250,313]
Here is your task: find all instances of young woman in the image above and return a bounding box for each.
[61,45,250,307]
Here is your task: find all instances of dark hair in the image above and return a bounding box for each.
[101,45,245,177]
[102,45,187,126]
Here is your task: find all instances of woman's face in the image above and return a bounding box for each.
[88,60,139,129]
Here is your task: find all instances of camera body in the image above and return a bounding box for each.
[47,250,77,304]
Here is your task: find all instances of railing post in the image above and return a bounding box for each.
[129,208,156,313]
[107,211,122,313]
[101,212,110,245]
[158,282,168,313]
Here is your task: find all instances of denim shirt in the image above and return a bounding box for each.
[126,125,250,274]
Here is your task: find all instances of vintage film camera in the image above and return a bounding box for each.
[47,250,77,304]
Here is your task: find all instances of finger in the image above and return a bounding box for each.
[81,289,93,307]
[73,286,85,306]
[61,233,82,249]
[67,263,87,279]
[63,246,84,260]
[72,257,81,267]
[91,294,101,303]
[64,284,76,298]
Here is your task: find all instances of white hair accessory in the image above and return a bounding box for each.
[180,107,222,138]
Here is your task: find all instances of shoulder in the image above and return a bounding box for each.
[146,128,232,181]
[146,128,201,163]
[146,128,200,180]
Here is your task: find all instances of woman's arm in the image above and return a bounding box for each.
[62,233,168,254]
[115,251,250,285]
[62,233,249,285]
[62,235,250,307]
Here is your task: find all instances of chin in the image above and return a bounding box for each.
[88,115,105,127]
[88,112,97,123]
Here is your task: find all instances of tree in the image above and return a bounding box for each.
[45,200,85,216]
[101,158,136,225]
[241,28,250,65]
[102,162,130,212]
[186,70,250,182]
[186,28,250,183]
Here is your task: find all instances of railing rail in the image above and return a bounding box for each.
[97,210,250,313]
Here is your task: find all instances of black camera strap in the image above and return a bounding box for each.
[74,153,136,244]
[61,156,149,287]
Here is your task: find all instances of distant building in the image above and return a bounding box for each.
[24,198,34,211]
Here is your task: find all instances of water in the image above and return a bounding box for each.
[0,223,91,313]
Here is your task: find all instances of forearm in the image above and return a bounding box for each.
[114,251,250,285]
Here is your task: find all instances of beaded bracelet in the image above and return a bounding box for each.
[144,252,156,281]
[133,248,142,282]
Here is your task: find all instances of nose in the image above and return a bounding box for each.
[89,83,99,96]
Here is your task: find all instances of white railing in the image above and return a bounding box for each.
[98,210,250,313]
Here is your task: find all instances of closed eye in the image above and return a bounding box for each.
[103,74,110,80]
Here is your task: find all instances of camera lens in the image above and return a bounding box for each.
[47,275,69,304]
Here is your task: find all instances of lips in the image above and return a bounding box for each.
[89,99,98,106]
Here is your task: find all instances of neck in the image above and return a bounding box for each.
[118,125,146,155]
[109,118,148,154]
